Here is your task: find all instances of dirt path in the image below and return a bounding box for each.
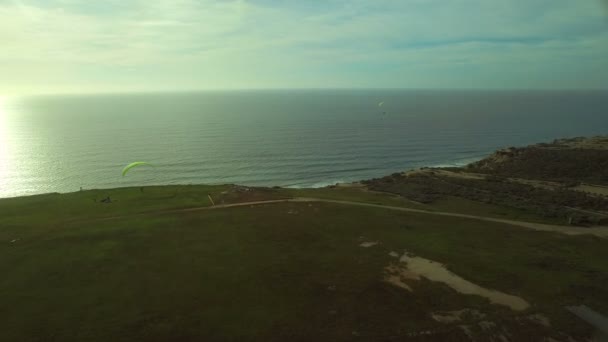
[575,183,608,197]
[289,198,608,237]
[97,198,608,238]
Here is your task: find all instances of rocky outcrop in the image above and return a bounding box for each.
[467,147,521,170]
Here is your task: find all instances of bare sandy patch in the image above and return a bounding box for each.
[385,252,530,311]
[434,169,486,180]
[335,182,365,188]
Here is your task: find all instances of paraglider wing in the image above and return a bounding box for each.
[122,162,151,177]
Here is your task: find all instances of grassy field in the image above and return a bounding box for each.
[281,186,568,225]
[1,185,607,341]
[279,186,428,208]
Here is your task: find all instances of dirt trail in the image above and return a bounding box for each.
[576,183,608,197]
[291,198,608,238]
[96,197,608,238]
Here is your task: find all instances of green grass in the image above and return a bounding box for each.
[1,187,607,341]
[0,183,561,230]
[284,187,566,225]
[280,187,428,208]
[0,185,291,230]
[0,185,223,223]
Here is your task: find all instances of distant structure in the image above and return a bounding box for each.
[567,305,608,342]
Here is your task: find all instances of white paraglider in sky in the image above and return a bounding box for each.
[378,101,387,116]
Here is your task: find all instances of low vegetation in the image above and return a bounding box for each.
[1,136,607,341]
[364,172,608,226]
[1,184,607,341]
[467,137,608,185]
[365,136,608,226]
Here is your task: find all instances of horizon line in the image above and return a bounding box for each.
[4,87,608,98]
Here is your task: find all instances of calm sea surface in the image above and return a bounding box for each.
[1,90,607,198]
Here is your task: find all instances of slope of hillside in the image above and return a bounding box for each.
[466,136,608,185]
[2,137,608,341]
[364,137,608,226]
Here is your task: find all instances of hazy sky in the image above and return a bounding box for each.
[1,0,608,95]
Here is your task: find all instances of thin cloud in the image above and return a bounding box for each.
[0,0,607,94]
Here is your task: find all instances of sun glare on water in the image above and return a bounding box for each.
[0,96,12,196]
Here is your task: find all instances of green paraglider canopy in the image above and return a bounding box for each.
[122,162,151,177]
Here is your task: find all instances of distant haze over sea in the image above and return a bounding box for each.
[1,90,607,198]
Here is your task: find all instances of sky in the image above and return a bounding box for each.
[1,0,608,95]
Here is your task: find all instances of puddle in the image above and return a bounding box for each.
[359,241,379,248]
[388,252,530,311]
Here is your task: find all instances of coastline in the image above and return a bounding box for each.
[1,135,607,201]
[0,157,488,199]
[2,137,608,341]
[4,90,608,200]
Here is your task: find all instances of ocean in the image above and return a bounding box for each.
[1,89,607,198]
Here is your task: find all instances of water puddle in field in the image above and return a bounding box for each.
[385,252,530,311]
